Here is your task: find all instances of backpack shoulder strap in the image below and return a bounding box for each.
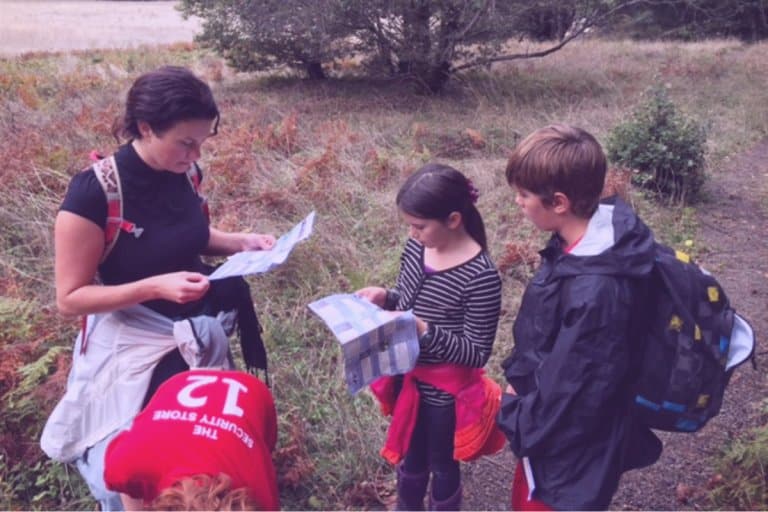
[92,155,123,263]
[91,153,146,262]
[186,163,210,222]
[186,163,201,192]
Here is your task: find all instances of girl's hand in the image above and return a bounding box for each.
[355,286,387,307]
[150,272,210,303]
[414,316,428,336]
[505,384,517,396]
[242,233,276,251]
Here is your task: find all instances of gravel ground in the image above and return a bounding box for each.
[462,140,768,511]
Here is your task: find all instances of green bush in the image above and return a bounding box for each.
[708,422,768,510]
[607,85,707,202]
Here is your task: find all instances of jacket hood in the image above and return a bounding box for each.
[542,196,655,280]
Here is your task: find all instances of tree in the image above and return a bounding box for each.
[607,0,768,42]
[178,0,351,79]
[179,0,644,92]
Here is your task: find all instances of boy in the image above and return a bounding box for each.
[497,124,662,510]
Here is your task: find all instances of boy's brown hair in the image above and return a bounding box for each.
[505,124,606,218]
[150,473,256,511]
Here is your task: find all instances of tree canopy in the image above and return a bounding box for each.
[178,0,767,92]
[609,0,768,42]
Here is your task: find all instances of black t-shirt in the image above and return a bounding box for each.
[60,143,210,318]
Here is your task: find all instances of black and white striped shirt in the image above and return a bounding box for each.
[386,238,502,406]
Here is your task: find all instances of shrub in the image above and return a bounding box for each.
[708,423,768,510]
[606,85,707,202]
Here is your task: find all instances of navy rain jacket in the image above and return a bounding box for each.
[497,197,663,510]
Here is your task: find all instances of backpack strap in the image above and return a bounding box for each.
[91,155,144,263]
[186,163,210,222]
[186,163,201,191]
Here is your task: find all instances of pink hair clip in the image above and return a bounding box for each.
[467,179,480,204]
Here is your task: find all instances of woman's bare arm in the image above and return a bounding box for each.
[54,211,209,316]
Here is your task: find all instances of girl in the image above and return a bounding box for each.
[357,163,503,510]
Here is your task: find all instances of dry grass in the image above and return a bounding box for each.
[1,37,766,510]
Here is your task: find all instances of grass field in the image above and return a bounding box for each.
[0,37,766,510]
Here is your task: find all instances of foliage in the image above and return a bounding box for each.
[608,0,768,42]
[606,85,707,202]
[179,0,641,92]
[708,424,768,509]
[0,296,88,510]
[177,0,347,80]
[0,345,90,510]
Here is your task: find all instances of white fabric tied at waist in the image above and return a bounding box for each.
[40,304,237,463]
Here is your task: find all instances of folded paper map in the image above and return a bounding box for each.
[308,293,420,394]
[209,211,315,280]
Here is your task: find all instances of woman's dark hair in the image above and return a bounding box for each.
[396,163,487,250]
[114,65,219,141]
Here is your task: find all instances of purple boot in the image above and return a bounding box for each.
[396,464,430,511]
[429,484,462,511]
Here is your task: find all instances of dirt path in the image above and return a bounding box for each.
[463,140,768,511]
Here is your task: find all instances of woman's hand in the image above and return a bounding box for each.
[241,233,276,251]
[355,286,387,307]
[505,384,517,396]
[206,227,275,256]
[149,271,210,303]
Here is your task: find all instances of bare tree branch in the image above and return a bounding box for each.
[451,23,589,72]
[452,0,650,73]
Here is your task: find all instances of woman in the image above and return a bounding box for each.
[41,66,274,510]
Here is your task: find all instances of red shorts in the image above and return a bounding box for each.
[511,460,552,511]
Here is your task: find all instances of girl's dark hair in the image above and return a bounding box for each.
[114,65,219,141]
[396,163,487,250]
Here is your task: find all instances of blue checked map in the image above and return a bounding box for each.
[308,294,420,394]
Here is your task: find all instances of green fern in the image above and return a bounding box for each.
[5,346,68,407]
[0,297,36,345]
[709,425,768,509]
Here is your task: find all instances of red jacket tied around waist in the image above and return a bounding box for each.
[370,364,506,465]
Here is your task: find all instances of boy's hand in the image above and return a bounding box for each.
[506,384,517,396]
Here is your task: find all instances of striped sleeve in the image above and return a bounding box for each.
[389,239,425,311]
